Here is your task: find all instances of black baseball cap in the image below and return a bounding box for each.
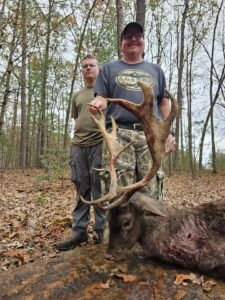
[120,22,144,41]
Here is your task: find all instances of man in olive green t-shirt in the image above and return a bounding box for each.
[57,54,105,251]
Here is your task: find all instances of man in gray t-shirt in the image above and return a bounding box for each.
[90,22,176,199]
[94,59,166,127]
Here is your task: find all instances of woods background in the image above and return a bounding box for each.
[0,0,225,176]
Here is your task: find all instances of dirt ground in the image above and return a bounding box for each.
[0,168,225,272]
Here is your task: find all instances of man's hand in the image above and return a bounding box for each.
[165,133,176,154]
[89,96,107,114]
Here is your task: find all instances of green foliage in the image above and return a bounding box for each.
[208,150,225,170]
[35,174,52,187]
[35,194,47,203]
[163,148,198,174]
[39,147,70,187]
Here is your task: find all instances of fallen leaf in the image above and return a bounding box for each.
[100,277,111,289]
[135,281,149,293]
[192,275,204,285]
[84,283,104,299]
[174,289,188,300]
[202,279,217,292]
[114,273,137,282]
[118,264,128,273]
[173,273,196,286]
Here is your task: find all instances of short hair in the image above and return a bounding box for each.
[82,54,97,62]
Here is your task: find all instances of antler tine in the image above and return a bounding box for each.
[80,110,135,206]
[91,112,134,162]
[106,82,154,118]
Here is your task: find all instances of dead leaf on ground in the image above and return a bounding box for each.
[174,289,188,300]
[1,168,225,274]
[202,279,217,292]
[100,277,111,289]
[173,273,197,286]
[114,273,137,282]
[83,282,105,299]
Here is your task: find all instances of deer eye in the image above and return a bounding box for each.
[123,220,131,228]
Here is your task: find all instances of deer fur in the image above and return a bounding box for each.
[107,192,225,278]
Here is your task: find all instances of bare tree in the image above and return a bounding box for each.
[20,0,27,167]
[136,0,146,30]
[198,0,225,171]
[39,0,54,160]
[0,3,20,136]
[116,0,124,58]
[0,0,7,47]
[173,0,189,170]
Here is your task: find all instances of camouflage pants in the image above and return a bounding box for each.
[100,128,164,200]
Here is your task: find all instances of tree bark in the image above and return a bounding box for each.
[173,0,189,170]
[136,0,146,30]
[116,0,124,58]
[39,0,53,160]
[0,4,20,137]
[20,0,27,167]
[186,42,195,178]
[0,0,7,47]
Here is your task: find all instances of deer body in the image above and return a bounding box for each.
[108,192,225,278]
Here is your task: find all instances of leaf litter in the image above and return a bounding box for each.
[1,168,225,287]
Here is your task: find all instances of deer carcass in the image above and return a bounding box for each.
[82,83,225,278]
[108,192,225,278]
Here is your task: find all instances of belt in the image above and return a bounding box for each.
[107,123,143,131]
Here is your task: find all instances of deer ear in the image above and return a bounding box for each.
[130,192,166,217]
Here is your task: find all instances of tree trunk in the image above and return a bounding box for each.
[173,0,189,170]
[116,0,124,58]
[186,43,195,178]
[26,58,32,167]
[0,4,20,136]
[0,0,7,47]
[20,0,27,167]
[136,0,146,30]
[39,0,53,160]
[6,89,19,167]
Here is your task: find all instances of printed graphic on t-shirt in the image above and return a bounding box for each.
[116,69,155,91]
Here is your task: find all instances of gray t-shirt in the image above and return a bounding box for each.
[94,60,166,126]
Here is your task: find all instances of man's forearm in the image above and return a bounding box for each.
[89,95,108,113]
[159,97,171,119]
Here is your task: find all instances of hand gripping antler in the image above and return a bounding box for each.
[81,82,178,209]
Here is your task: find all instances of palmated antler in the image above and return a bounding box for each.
[82,82,178,209]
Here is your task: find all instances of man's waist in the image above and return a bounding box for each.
[107,123,143,131]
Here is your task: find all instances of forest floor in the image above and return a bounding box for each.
[1,167,225,273]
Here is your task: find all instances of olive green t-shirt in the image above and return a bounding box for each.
[71,86,102,147]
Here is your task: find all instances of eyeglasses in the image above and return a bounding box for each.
[122,32,143,41]
[82,64,96,69]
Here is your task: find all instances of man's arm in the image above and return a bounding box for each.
[89,95,108,113]
[159,97,171,119]
[159,97,176,154]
